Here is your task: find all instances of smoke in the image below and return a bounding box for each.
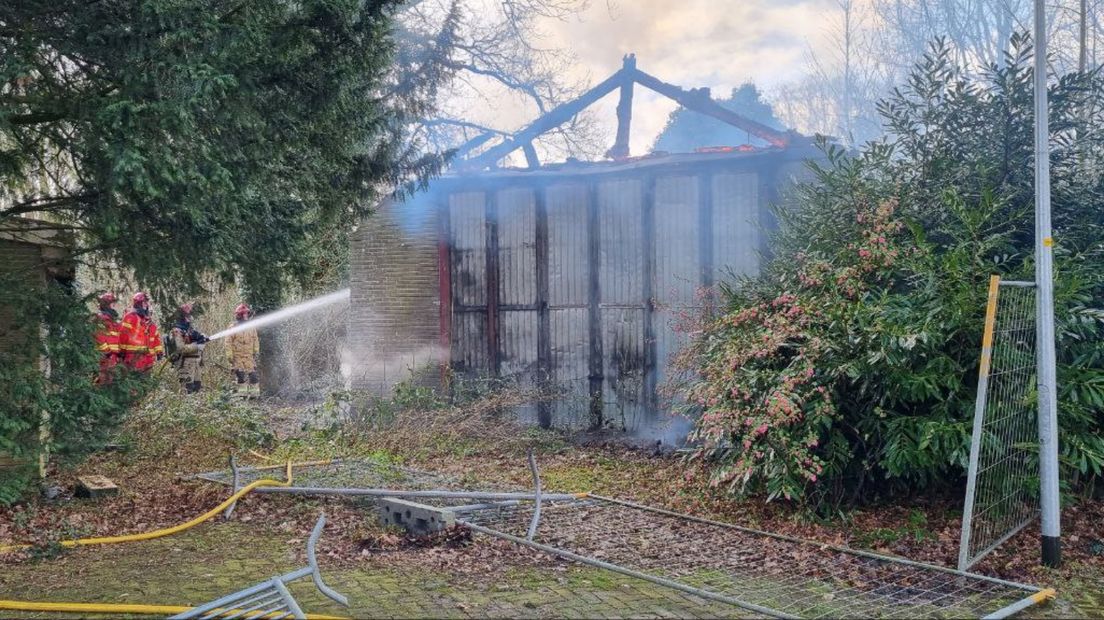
[340,343,446,392]
[633,413,695,449]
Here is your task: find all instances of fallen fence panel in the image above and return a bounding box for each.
[457,497,1050,619]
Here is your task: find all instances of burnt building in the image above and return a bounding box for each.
[348,56,818,431]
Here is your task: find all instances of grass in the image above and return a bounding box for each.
[540,456,623,493]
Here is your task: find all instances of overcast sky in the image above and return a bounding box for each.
[534,0,833,155]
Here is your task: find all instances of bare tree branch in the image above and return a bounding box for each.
[394,0,603,163]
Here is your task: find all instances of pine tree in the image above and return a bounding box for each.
[0,0,450,498]
[1,0,443,299]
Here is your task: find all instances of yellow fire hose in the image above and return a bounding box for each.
[0,463,293,553]
[0,600,347,619]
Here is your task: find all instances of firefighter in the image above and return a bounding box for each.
[168,302,209,394]
[225,303,260,397]
[120,292,163,372]
[93,292,122,384]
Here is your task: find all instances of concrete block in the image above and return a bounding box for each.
[75,474,118,499]
[377,497,454,536]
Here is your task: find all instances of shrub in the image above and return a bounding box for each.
[680,37,1104,507]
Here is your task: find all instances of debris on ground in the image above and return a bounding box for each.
[75,475,119,499]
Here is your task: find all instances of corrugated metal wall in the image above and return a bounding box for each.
[443,160,771,431]
[545,184,591,426]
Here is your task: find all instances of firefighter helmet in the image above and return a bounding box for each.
[132,291,150,308]
[234,303,252,319]
[98,292,117,306]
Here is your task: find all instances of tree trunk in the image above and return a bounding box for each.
[1080,0,1088,73]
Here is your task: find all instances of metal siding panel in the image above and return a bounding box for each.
[452,311,487,373]
[449,192,486,307]
[550,308,590,429]
[496,188,536,306]
[654,175,701,306]
[500,309,539,424]
[546,184,589,307]
[653,175,701,391]
[602,308,645,431]
[595,179,644,428]
[712,173,760,281]
[655,308,691,393]
[499,310,538,381]
[598,179,643,304]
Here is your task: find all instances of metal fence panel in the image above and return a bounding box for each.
[959,277,1040,571]
[462,496,1049,620]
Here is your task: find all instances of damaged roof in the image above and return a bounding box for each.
[453,54,812,174]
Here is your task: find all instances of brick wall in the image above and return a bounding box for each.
[347,197,443,392]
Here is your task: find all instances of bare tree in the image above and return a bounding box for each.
[869,0,1026,71]
[395,0,606,165]
[771,0,892,146]
[773,0,1104,148]
[868,0,1104,75]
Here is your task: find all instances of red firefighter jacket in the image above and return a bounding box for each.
[120,310,163,372]
[94,309,122,384]
[94,309,122,359]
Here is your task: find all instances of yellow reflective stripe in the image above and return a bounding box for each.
[106,331,120,336]
[122,322,136,330]
[978,276,1000,377]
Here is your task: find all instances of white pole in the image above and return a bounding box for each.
[1033,0,1062,568]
